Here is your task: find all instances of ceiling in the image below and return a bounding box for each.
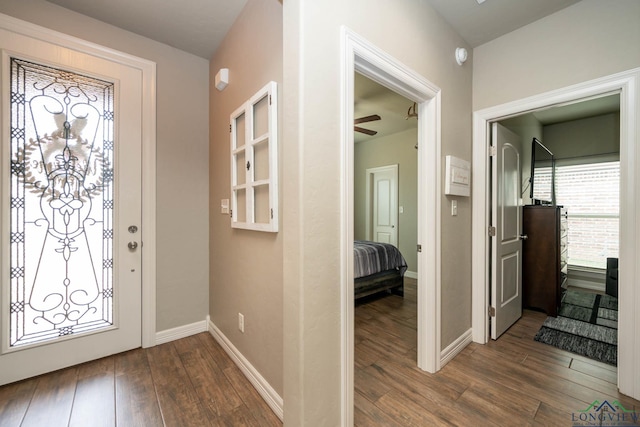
[45,0,581,59]
[45,0,608,142]
[426,0,581,48]
[530,94,620,125]
[354,74,417,144]
[46,0,248,59]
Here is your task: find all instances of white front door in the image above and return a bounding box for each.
[367,165,398,245]
[0,25,143,385]
[491,123,523,339]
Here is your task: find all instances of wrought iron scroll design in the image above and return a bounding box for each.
[9,58,114,347]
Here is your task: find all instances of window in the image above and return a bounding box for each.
[554,161,619,269]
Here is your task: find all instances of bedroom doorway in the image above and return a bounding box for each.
[488,95,621,366]
[472,68,640,399]
[341,27,442,426]
[353,73,419,416]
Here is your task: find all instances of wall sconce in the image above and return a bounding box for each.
[455,48,468,66]
[215,68,229,91]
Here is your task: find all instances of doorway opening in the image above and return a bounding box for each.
[489,95,620,364]
[471,68,640,399]
[340,27,442,425]
[353,72,419,420]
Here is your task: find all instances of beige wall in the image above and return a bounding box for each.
[0,1,210,331]
[209,0,283,395]
[500,110,620,206]
[283,0,473,424]
[544,113,620,161]
[501,115,544,205]
[473,0,640,110]
[354,129,418,272]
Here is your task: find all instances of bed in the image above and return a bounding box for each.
[354,240,408,299]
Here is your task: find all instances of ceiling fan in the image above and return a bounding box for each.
[354,114,381,136]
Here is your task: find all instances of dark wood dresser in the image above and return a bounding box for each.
[522,205,568,317]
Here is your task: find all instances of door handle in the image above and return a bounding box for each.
[128,241,138,250]
[519,234,528,240]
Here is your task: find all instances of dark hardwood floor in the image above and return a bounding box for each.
[0,333,281,427]
[1,281,636,426]
[355,278,640,426]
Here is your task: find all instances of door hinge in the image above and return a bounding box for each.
[270,208,273,219]
[488,306,496,317]
[488,226,496,237]
[230,124,232,133]
[269,94,272,105]
[417,244,422,253]
[489,145,497,156]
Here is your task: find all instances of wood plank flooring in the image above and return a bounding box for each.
[0,333,281,427]
[355,279,640,426]
[2,281,638,426]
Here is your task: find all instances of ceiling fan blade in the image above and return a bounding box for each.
[354,126,377,136]
[354,114,381,125]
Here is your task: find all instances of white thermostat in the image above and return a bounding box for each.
[445,155,470,197]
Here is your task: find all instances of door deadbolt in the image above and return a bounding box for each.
[128,225,138,233]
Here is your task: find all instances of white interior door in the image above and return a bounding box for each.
[0,26,143,385]
[367,165,398,245]
[491,123,523,339]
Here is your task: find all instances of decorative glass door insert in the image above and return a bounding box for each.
[9,58,114,348]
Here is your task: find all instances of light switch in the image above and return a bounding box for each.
[221,199,229,214]
[451,200,458,216]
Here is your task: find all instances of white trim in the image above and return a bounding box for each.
[341,27,441,427]
[207,318,283,421]
[567,267,606,293]
[471,68,640,400]
[440,328,473,367]
[567,280,606,293]
[0,13,157,347]
[155,320,208,345]
[404,270,418,280]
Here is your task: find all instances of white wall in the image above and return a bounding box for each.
[0,0,210,332]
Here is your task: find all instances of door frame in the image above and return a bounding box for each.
[0,14,157,348]
[340,27,442,426]
[365,164,398,245]
[471,67,640,399]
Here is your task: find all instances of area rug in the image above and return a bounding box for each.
[533,289,618,365]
